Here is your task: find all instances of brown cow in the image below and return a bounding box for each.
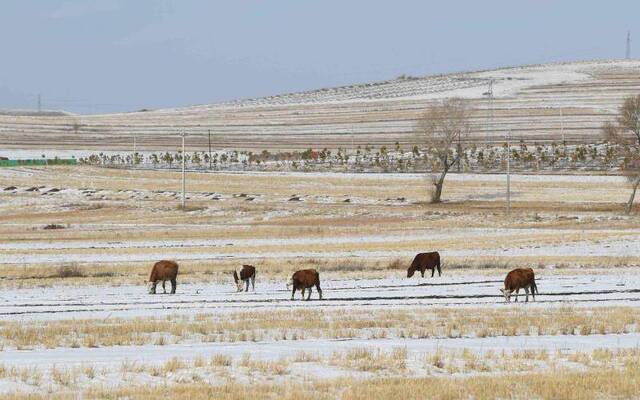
[407,252,441,278]
[501,268,538,302]
[148,260,179,294]
[287,269,322,300]
[233,264,256,292]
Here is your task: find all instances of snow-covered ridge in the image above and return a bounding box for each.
[173,59,640,110]
[2,59,640,150]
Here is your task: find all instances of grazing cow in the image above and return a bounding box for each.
[501,268,538,302]
[233,264,256,292]
[407,252,441,278]
[148,260,179,294]
[287,269,322,300]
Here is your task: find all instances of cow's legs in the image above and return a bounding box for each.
[162,281,167,294]
[251,274,256,292]
[514,288,519,302]
[306,288,312,301]
[524,287,529,302]
[431,267,435,278]
[531,284,535,301]
[316,282,322,300]
[150,281,157,294]
[437,260,442,277]
[170,278,177,294]
[291,287,296,300]
[245,279,249,292]
[420,269,425,278]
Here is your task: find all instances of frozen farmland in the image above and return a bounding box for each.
[0,165,639,398]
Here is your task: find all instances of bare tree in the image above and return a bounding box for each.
[415,99,470,203]
[602,95,640,214]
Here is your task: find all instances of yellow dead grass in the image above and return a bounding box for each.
[4,359,640,400]
[1,306,637,350]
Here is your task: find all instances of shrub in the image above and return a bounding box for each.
[43,223,65,230]
[56,264,84,278]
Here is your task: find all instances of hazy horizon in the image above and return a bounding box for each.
[1,0,639,114]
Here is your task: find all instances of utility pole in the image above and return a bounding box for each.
[351,131,355,163]
[626,31,632,60]
[483,79,494,144]
[560,108,565,145]
[208,129,212,170]
[132,133,137,167]
[489,80,494,144]
[181,131,186,209]
[506,130,511,217]
[457,130,462,173]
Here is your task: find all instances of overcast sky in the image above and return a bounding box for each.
[1,0,638,114]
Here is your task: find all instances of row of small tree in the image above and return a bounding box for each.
[79,142,634,175]
[81,150,245,168]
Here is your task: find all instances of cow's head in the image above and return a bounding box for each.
[233,271,243,292]
[407,266,415,278]
[147,281,155,294]
[500,288,513,302]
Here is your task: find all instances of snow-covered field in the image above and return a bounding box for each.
[2,272,640,396]
[2,273,640,322]
[1,166,639,398]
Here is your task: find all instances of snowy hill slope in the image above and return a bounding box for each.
[1,60,640,151]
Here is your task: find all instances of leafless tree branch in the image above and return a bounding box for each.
[415,98,470,203]
[604,95,640,214]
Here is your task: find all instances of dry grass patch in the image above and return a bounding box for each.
[176,204,207,212]
[5,359,640,400]
[238,353,289,375]
[54,264,84,278]
[210,354,233,367]
[162,357,185,374]
[342,363,640,400]
[1,306,639,350]
[330,347,407,373]
[2,348,640,399]
[329,347,407,373]
[294,350,321,363]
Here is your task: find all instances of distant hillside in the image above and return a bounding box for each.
[1,60,640,151]
[0,110,69,117]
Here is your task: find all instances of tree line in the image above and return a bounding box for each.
[78,94,640,213]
